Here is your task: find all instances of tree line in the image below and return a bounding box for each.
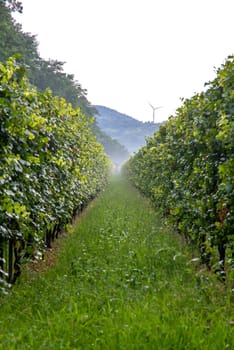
[0,0,94,116]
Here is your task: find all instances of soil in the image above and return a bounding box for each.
[25,200,96,274]
[27,232,69,273]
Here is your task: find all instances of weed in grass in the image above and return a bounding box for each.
[0,176,233,349]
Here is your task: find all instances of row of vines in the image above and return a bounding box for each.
[124,55,233,275]
[0,57,111,289]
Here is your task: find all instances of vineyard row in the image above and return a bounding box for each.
[124,55,234,275]
[0,57,111,288]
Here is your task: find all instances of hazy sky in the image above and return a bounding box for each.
[14,0,234,122]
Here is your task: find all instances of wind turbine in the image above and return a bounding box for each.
[148,103,162,123]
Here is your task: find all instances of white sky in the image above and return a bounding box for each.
[14,0,234,122]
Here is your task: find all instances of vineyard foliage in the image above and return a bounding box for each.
[0,57,111,283]
[124,55,234,271]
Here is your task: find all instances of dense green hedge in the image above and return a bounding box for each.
[0,57,111,285]
[124,55,233,273]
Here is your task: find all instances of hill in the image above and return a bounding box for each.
[91,123,130,166]
[94,105,163,154]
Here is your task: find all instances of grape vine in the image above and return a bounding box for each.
[124,55,234,274]
[0,56,111,286]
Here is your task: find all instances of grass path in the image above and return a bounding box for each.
[0,176,233,349]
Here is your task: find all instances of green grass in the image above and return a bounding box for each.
[0,176,233,349]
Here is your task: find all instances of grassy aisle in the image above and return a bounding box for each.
[0,176,233,349]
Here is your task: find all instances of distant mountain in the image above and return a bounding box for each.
[94,105,163,154]
[92,123,130,166]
